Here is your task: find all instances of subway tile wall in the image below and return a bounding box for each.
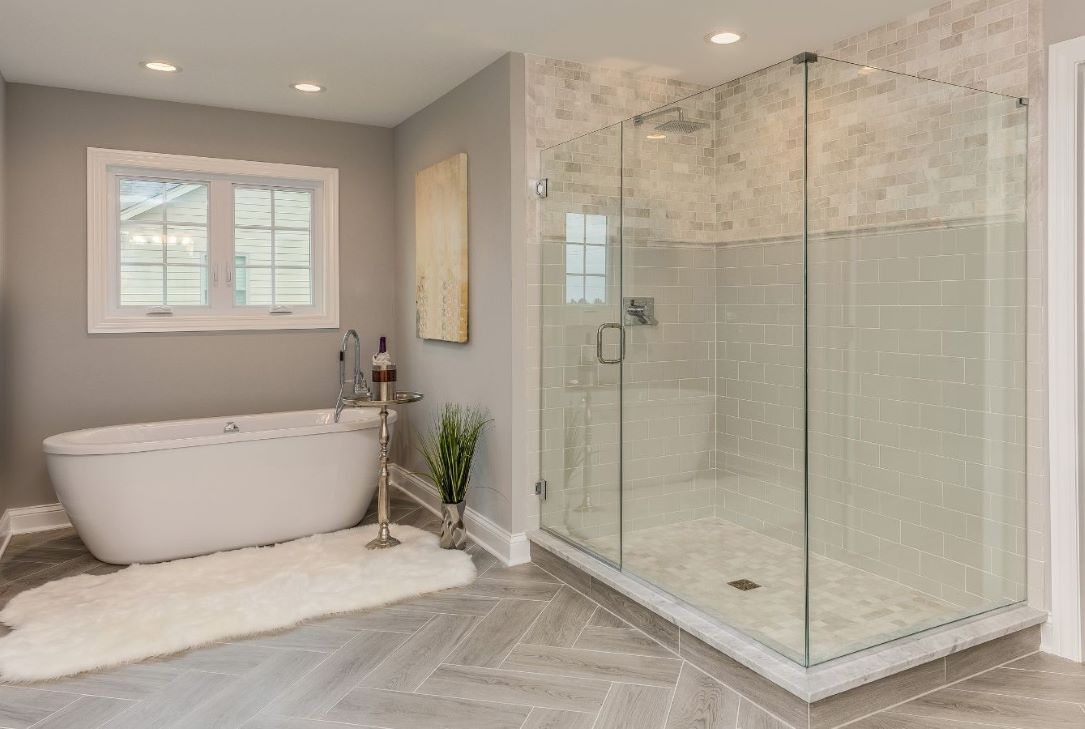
[716,221,1028,611]
[816,0,1047,613]
[808,222,1028,610]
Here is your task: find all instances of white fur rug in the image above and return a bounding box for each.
[0,524,476,682]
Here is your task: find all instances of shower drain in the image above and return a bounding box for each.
[728,578,761,591]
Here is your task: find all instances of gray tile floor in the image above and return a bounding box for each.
[0,493,1077,729]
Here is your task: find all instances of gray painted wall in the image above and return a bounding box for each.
[1045,0,1085,46]
[0,72,7,515]
[1,84,395,508]
[392,54,519,530]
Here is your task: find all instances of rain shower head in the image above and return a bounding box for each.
[633,107,708,135]
[653,109,708,134]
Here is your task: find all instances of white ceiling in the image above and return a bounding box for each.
[0,0,936,128]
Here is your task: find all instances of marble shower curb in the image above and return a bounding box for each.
[528,529,1046,704]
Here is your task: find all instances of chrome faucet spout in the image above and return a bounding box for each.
[335,329,371,422]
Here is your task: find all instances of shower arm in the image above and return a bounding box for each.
[632,107,684,126]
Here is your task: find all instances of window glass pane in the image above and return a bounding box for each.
[234,186,314,308]
[584,276,606,305]
[118,178,209,308]
[165,226,208,265]
[119,222,164,264]
[165,266,207,306]
[243,267,273,306]
[565,213,584,243]
[275,268,313,305]
[120,265,163,306]
[234,256,249,306]
[119,179,169,223]
[565,275,584,303]
[235,229,272,266]
[585,245,606,275]
[585,214,607,245]
[565,243,584,275]
[276,230,311,268]
[275,189,312,229]
[235,187,273,227]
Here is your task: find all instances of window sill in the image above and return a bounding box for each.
[88,311,339,334]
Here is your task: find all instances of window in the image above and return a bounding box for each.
[564,212,607,304]
[88,148,338,333]
[118,179,209,307]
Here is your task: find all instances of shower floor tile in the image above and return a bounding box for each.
[589,517,975,664]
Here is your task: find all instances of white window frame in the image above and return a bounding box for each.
[87,147,339,333]
[1046,34,1085,662]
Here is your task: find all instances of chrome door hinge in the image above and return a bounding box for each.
[535,479,547,499]
[534,178,548,198]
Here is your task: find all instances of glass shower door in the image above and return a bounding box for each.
[538,124,624,564]
[617,64,810,665]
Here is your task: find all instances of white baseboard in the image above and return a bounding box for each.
[9,503,71,534]
[0,511,10,563]
[390,465,530,566]
[0,503,72,560]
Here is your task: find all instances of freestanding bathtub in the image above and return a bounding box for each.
[43,408,394,564]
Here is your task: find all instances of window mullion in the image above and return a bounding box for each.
[270,188,277,307]
[159,188,168,305]
[207,180,234,313]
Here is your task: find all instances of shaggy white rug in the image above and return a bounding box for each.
[0,524,476,682]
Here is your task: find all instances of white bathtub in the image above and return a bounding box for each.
[43,408,394,564]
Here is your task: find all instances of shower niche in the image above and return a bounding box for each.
[536,54,1029,668]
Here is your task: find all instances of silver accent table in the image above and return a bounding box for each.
[342,390,424,549]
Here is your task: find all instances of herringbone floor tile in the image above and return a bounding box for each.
[0,491,1076,729]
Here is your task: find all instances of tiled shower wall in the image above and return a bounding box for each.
[816,0,1047,611]
[807,221,1028,608]
[717,222,1028,608]
[527,0,1045,612]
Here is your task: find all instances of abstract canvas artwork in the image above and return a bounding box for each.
[415,153,468,342]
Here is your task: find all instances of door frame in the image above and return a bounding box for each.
[1046,33,1085,661]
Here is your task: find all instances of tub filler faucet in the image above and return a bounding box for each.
[335,329,372,422]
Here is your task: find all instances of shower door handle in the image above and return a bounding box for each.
[596,323,624,364]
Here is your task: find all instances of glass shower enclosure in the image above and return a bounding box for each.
[537,54,1028,667]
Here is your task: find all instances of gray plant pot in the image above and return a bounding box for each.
[440,501,467,550]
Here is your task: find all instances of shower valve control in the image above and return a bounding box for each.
[624,297,658,326]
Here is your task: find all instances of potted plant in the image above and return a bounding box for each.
[417,403,490,549]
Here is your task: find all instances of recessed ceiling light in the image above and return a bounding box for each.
[646,133,667,140]
[141,61,180,73]
[706,30,743,45]
[292,83,325,93]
